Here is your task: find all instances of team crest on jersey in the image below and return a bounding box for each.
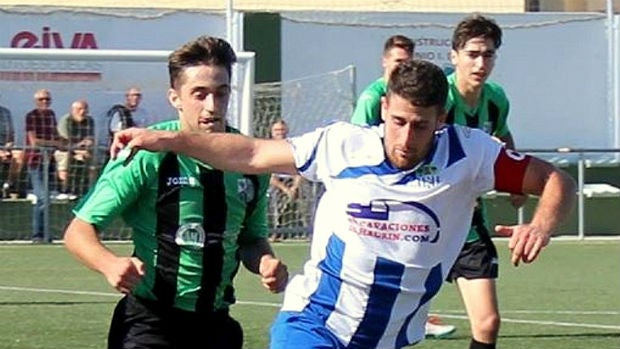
[175,223,206,249]
[347,200,440,243]
[415,164,437,176]
[237,177,256,203]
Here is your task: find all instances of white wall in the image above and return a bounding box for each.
[0,7,227,145]
[281,12,617,150]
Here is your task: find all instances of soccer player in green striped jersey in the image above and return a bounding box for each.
[445,14,528,349]
[63,36,288,349]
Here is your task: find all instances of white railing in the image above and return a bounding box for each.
[515,148,620,240]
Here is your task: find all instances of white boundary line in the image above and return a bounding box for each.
[435,314,620,331]
[0,285,120,297]
[1,285,619,331]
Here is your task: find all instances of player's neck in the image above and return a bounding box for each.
[455,79,482,109]
[382,72,390,83]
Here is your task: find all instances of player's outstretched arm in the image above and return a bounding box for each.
[111,127,298,175]
[64,218,145,294]
[495,156,576,266]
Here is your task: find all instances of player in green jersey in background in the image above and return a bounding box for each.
[63,36,288,349]
[445,14,528,349]
[351,35,415,127]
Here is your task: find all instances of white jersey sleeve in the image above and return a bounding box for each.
[288,121,385,183]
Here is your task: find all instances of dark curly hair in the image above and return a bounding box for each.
[387,59,448,110]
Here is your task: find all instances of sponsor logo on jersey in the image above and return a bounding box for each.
[347,200,440,243]
[166,176,198,187]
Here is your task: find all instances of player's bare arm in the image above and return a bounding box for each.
[64,218,145,294]
[495,156,576,266]
[111,127,298,175]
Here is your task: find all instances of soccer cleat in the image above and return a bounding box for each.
[425,315,456,339]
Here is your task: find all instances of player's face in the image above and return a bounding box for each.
[450,37,497,89]
[382,47,412,81]
[168,64,231,133]
[381,93,444,170]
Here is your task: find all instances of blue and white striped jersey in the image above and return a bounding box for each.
[275,122,529,349]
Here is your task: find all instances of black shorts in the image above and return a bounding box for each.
[446,238,499,282]
[107,294,243,349]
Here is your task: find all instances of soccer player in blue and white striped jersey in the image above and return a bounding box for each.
[110,59,576,349]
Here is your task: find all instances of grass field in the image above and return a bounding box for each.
[0,239,618,349]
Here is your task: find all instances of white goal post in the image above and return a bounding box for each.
[0,47,255,135]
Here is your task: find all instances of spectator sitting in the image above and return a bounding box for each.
[0,99,24,199]
[56,99,95,199]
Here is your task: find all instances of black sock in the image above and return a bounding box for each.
[469,338,496,349]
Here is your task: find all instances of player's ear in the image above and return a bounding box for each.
[380,95,388,122]
[168,88,182,111]
[450,49,458,65]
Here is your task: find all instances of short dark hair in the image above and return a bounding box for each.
[383,35,415,56]
[168,36,237,88]
[387,59,448,109]
[451,14,502,50]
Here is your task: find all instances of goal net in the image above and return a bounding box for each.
[252,65,355,138]
[252,65,356,239]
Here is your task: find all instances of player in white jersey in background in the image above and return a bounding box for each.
[109,59,576,349]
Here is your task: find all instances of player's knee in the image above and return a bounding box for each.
[473,312,500,337]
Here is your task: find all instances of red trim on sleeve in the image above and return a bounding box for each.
[494,149,531,193]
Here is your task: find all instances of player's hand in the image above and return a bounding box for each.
[110,128,176,162]
[495,224,550,267]
[102,256,145,294]
[508,193,528,209]
[259,255,289,293]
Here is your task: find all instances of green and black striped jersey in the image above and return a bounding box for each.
[445,73,511,242]
[445,72,510,138]
[74,120,270,313]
